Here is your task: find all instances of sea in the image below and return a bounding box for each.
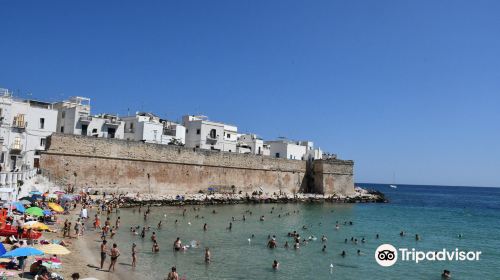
[96,184,500,280]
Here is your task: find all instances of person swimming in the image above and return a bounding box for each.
[441,269,451,279]
[173,237,182,251]
[272,260,279,270]
[205,247,211,263]
[322,245,326,252]
[341,250,346,257]
[152,241,160,253]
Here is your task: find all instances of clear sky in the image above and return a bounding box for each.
[1,0,499,187]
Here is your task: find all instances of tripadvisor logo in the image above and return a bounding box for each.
[375,244,482,267]
[375,244,398,267]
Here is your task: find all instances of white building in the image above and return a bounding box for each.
[0,89,58,172]
[53,97,124,139]
[237,134,270,156]
[122,112,185,145]
[266,139,323,161]
[182,115,238,152]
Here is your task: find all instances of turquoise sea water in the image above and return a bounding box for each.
[90,184,500,280]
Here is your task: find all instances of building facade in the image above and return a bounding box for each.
[53,97,125,139]
[266,139,323,161]
[122,112,185,145]
[237,134,270,155]
[182,115,237,152]
[0,89,58,171]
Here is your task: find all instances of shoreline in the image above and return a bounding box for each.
[116,189,387,207]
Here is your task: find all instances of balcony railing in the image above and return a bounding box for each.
[104,119,121,127]
[79,115,92,123]
[10,144,23,154]
[206,135,218,142]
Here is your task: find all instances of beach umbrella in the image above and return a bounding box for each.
[48,203,64,213]
[0,243,6,256]
[43,210,53,216]
[25,207,44,217]
[29,191,42,195]
[37,244,70,255]
[13,202,26,213]
[61,194,75,201]
[1,247,44,258]
[19,196,35,203]
[19,200,32,205]
[2,202,11,209]
[23,222,49,231]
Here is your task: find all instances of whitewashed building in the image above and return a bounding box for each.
[182,115,237,152]
[0,89,58,171]
[0,88,56,200]
[122,112,185,145]
[53,97,125,139]
[266,139,323,161]
[237,134,270,155]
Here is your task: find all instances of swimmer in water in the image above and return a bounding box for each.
[152,241,160,253]
[205,247,211,263]
[441,269,451,279]
[173,237,182,251]
[272,260,279,270]
[322,245,326,252]
[341,250,346,257]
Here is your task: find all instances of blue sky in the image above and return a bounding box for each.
[1,0,499,187]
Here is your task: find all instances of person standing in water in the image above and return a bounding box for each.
[152,241,160,253]
[100,240,107,270]
[205,247,211,263]
[173,237,182,251]
[131,243,137,268]
[272,260,279,270]
[108,243,120,272]
[165,266,179,280]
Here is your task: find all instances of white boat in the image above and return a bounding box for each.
[389,185,397,189]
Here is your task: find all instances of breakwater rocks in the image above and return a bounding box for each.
[113,188,387,207]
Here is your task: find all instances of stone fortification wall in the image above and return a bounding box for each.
[41,134,308,195]
[313,159,355,195]
[40,134,355,196]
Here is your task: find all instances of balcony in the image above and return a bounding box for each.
[206,135,218,143]
[104,119,121,127]
[10,144,23,155]
[79,115,92,124]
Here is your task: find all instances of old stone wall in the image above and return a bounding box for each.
[40,134,354,196]
[313,159,355,195]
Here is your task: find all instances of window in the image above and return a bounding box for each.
[60,126,64,133]
[275,153,280,158]
[229,150,232,152]
[40,138,46,147]
[186,129,189,134]
[13,137,21,149]
[209,129,216,139]
[92,128,98,137]
[39,118,45,129]
[195,145,199,148]
[61,111,65,119]
[290,155,293,159]
[227,133,231,139]
[0,152,4,163]
[196,129,201,135]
